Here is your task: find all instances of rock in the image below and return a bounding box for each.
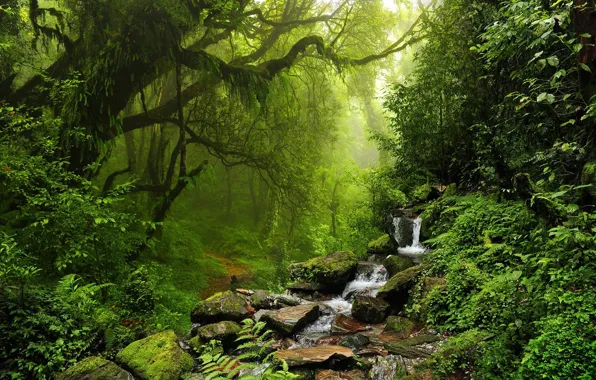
[331,314,370,335]
[290,251,359,291]
[262,303,319,336]
[377,264,427,306]
[316,369,367,380]
[338,334,370,351]
[270,293,304,308]
[116,330,194,380]
[366,235,393,256]
[356,347,389,357]
[274,346,354,367]
[383,334,441,359]
[316,335,343,345]
[393,217,414,247]
[250,289,271,309]
[195,321,241,347]
[382,316,416,340]
[57,357,134,380]
[235,288,253,296]
[368,355,412,380]
[191,290,252,324]
[254,309,272,322]
[287,281,326,291]
[382,256,415,277]
[351,296,389,324]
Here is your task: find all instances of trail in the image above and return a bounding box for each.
[200,251,253,299]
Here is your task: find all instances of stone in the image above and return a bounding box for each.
[331,314,370,335]
[366,234,393,256]
[57,357,133,380]
[195,321,241,346]
[315,369,367,380]
[381,316,416,340]
[270,293,304,308]
[290,251,359,291]
[316,335,343,345]
[382,255,415,277]
[377,264,427,305]
[338,334,370,351]
[351,296,389,324]
[116,330,194,380]
[274,346,354,367]
[235,288,252,296]
[287,281,326,291]
[250,289,271,309]
[368,355,412,380]
[254,309,272,322]
[383,334,441,359]
[191,290,252,324]
[261,303,319,336]
[393,217,414,247]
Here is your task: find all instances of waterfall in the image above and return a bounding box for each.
[395,216,427,259]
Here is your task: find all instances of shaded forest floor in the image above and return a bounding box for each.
[199,251,253,299]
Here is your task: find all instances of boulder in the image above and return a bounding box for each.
[287,281,326,291]
[191,290,252,324]
[195,321,241,346]
[57,357,133,380]
[262,303,319,336]
[382,316,416,339]
[382,256,414,277]
[393,217,414,247]
[331,314,370,335]
[290,251,358,291]
[377,264,427,306]
[366,235,393,256]
[338,334,370,351]
[351,296,389,324]
[274,346,354,367]
[315,369,367,380]
[383,334,441,359]
[250,289,272,309]
[116,330,194,380]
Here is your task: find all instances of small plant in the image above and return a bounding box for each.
[197,319,297,379]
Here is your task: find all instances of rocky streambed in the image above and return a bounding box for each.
[59,231,446,380]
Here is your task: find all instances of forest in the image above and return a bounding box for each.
[1,0,595,379]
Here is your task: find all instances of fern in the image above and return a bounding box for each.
[197,318,298,379]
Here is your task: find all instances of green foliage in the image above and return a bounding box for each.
[409,194,596,378]
[197,319,297,380]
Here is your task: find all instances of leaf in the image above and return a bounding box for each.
[546,56,559,67]
[579,63,592,72]
[537,93,555,104]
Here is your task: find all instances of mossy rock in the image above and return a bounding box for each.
[250,289,271,309]
[57,357,133,380]
[384,334,441,359]
[196,321,241,347]
[377,264,428,306]
[383,316,416,338]
[289,251,358,291]
[382,256,415,277]
[116,330,194,380]
[191,290,251,324]
[367,234,393,255]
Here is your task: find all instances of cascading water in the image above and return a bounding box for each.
[394,216,427,262]
[292,263,388,347]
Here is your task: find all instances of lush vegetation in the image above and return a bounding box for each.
[2,0,596,378]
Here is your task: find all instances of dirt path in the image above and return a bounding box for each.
[200,251,253,299]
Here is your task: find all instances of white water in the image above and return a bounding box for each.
[396,216,427,257]
[342,264,388,299]
[292,263,388,347]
